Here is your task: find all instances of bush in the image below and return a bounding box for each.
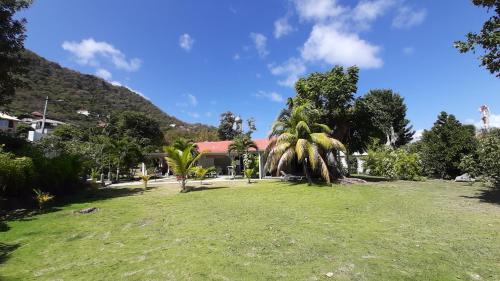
[0,149,35,197]
[461,130,500,188]
[365,146,422,180]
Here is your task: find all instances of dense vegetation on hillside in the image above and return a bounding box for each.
[0,50,217,141]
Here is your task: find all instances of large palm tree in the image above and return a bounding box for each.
[265,104,345,184]
[228,135,258,175]
[164,146,204,192]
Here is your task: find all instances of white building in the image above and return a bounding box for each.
[0,112,19,133]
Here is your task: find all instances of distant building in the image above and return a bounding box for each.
[21,112,66,141]
[77,109,90,116]
[0,112,20,133]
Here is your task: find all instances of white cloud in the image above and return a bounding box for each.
[268,57,307,87]
[403,46,415,55]
[62,38,141,71]
[250,32,269,58]
[393,7,426,29]
[110,80,122,87]
[95,68,112,80]
[274,16,294,39]
[176,94,198,107]
[187,94,198,107]
[179,33,195,51]
[294,0,346,22]
[233,53,240,60]
[255,90,284,103]
[353,0,395,27]
[205,112,213,117]
[301,23,383,68]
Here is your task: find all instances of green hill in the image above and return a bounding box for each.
[1,50,217,141]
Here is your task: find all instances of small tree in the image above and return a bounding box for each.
[191,166,213,185]
[33,189,53,210]
[164,146,204,193]
[139,174,151,189]
[244,168,255,184]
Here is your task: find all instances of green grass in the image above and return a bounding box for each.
[1,180,499,281]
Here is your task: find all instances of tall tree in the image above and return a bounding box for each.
[217,111,238,140]
[353,89,414,149]
[0,0,31,105]
[265,103,345,184]
[418,112,477,179]
[454,0,500,77]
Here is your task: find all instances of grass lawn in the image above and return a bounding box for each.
[1,180,499,281]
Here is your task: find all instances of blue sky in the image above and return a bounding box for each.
[19,0,499,138]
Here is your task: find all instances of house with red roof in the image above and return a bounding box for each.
[195,138,271,179]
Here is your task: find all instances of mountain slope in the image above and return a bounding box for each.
[1,50,217,139]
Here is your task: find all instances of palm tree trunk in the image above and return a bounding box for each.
[304,158,312,186]
[181,178,187,192]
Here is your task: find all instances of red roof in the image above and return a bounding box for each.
[196,138,271,154]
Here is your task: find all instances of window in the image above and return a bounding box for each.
[8,120,14,128]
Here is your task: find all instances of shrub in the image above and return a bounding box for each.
[365,146,422,180]
[461,130,500,187]
[0,149,35,197]
[33,189,54,210]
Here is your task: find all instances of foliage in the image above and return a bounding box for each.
[244,168,255,183]
[454,0,500,76]
[0,0,31,105]
[191,166,215,185]
[217,111,239,140]
[417,112,477,179]
[139,174,151,189]
[0,148,35,197]
[266,103,345,184]
[460,129,500,187]
[365,146,422,181]
[353,89,414,149]
[32,188,53,210]
[164,145,204,192]
[228,135,258,175]
[291,66,413,155]
[170,137,198,154]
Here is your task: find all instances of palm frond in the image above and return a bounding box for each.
[318,156,331,184]
[313,123,332,134]
[306,142,319,171]
[296,120,311,136]
[295,138,308,162]
[277,147,296,175]
[331,138,346,152]
[311,133,334,151]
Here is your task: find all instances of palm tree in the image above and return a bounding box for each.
[164,146,204,192]
[171,138,198,154]
[228,135,258,175]
[265,104,345,184]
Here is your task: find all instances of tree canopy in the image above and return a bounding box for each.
[454,0,500,77]
[418,112,477,179]
[0,0,31,105]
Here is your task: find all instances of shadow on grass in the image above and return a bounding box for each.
[0,242,19,264]
[350,174,389,182]
[190,186,230,192]
[462,188,500,205]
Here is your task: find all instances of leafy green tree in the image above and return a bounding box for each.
[0,0,31,105]
[164,146,204,192]
[460,128,500,187]
[217,111,239,140]
[353,89,414,149]
[454,0,499,76]
[266,103,345,184]
[228,135,258,175]
[418,112,477,179]
[110,111,164,148]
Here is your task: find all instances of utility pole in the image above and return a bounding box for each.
[40,96,49,133]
